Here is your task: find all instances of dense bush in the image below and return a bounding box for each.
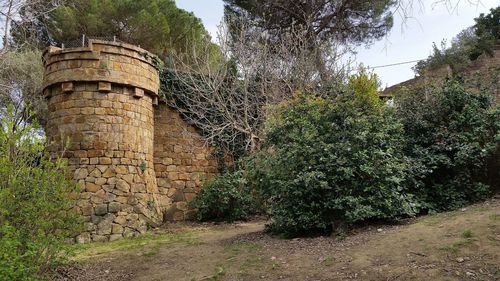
[0,106,81,281]
[396,78,499,212]
[189,171,256,222]
[247,93,416,237]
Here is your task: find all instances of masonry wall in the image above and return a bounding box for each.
[154,104,218,221]
[44,40,163,242]
[43,40,221,242]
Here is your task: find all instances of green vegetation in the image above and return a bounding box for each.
[441,238,475,254]
[12,0,219,66]
[396,78,499,212]
[217,76,498,237]
[189,171,257,222]
[414,7,499,75]
[71,230,198,261]
[462,229,474,239]
[321,256,335,266]
[348,67,383,111]
[0,106,82,281]
[246,92,416,236]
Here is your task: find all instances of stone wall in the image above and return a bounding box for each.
[154,104,218,221]
[43,40,221,242]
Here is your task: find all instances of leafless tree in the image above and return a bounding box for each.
[163,20,353,155]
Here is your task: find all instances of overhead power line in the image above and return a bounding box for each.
[365,59,425,70]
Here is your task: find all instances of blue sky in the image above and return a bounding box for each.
[176,0,498,87]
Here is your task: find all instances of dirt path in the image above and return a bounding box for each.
[55,200,500,281]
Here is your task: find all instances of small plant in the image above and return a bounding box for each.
[322,256,335,266]
[210,266,225,280]
[462,229,474,239]
[441,239,474,254]
[140,162,148,173]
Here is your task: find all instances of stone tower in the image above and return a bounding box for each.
[43,40,163,242]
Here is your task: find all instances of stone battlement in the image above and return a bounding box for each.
[43,40,218,243]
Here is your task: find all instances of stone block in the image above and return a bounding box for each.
[134,87,144,98]
[76,232,91,244]
[98,81,112,92]
[95,204,108,215]
[111,224,124,234]
[61,82,74,93]
[108,202,121,213]
[86,182,100,193]
[109,234,123,242]
[92,234,108,242]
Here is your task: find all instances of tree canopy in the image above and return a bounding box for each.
[11,0,217,63]
[223,0,395,46]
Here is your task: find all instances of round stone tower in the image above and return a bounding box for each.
[43,40,162,242]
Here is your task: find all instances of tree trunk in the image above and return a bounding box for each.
[2,0,14,53]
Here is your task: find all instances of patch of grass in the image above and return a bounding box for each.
[70,230,199,260]
[322,256,335,266]
[441,239,474,254]
[210,266,225,280]
[142,247,160,257]
[271,260,281,270]
[489,214,500,221]
[462,229,474,239]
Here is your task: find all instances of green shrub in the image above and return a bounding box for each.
[396,78,499,212]
[247,93,416,237]
[0,106,82,281]
[189,171,255,222]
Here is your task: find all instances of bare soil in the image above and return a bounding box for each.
[54,199,500,281]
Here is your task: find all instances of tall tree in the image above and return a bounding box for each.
[35,0,215,62]
[224,0,395,45]
[223,0,395,80]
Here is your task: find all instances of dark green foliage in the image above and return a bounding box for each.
[247,93,416,237]
[0,106,82,281]
[13,0,218,65]
[396,78,499,212]
[472,7,500,60]
[189,171,256,222]
[224,0,395,45]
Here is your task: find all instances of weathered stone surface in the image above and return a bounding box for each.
[94,204,108,215]
[76,233,91,244]
[111,224,123,234]
[92,235,108,242]
[108,202,121,213]
[44,40,219,243]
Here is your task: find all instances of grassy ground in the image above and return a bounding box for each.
[54,199,500,281]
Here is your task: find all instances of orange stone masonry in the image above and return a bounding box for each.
[43,40,218,242]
